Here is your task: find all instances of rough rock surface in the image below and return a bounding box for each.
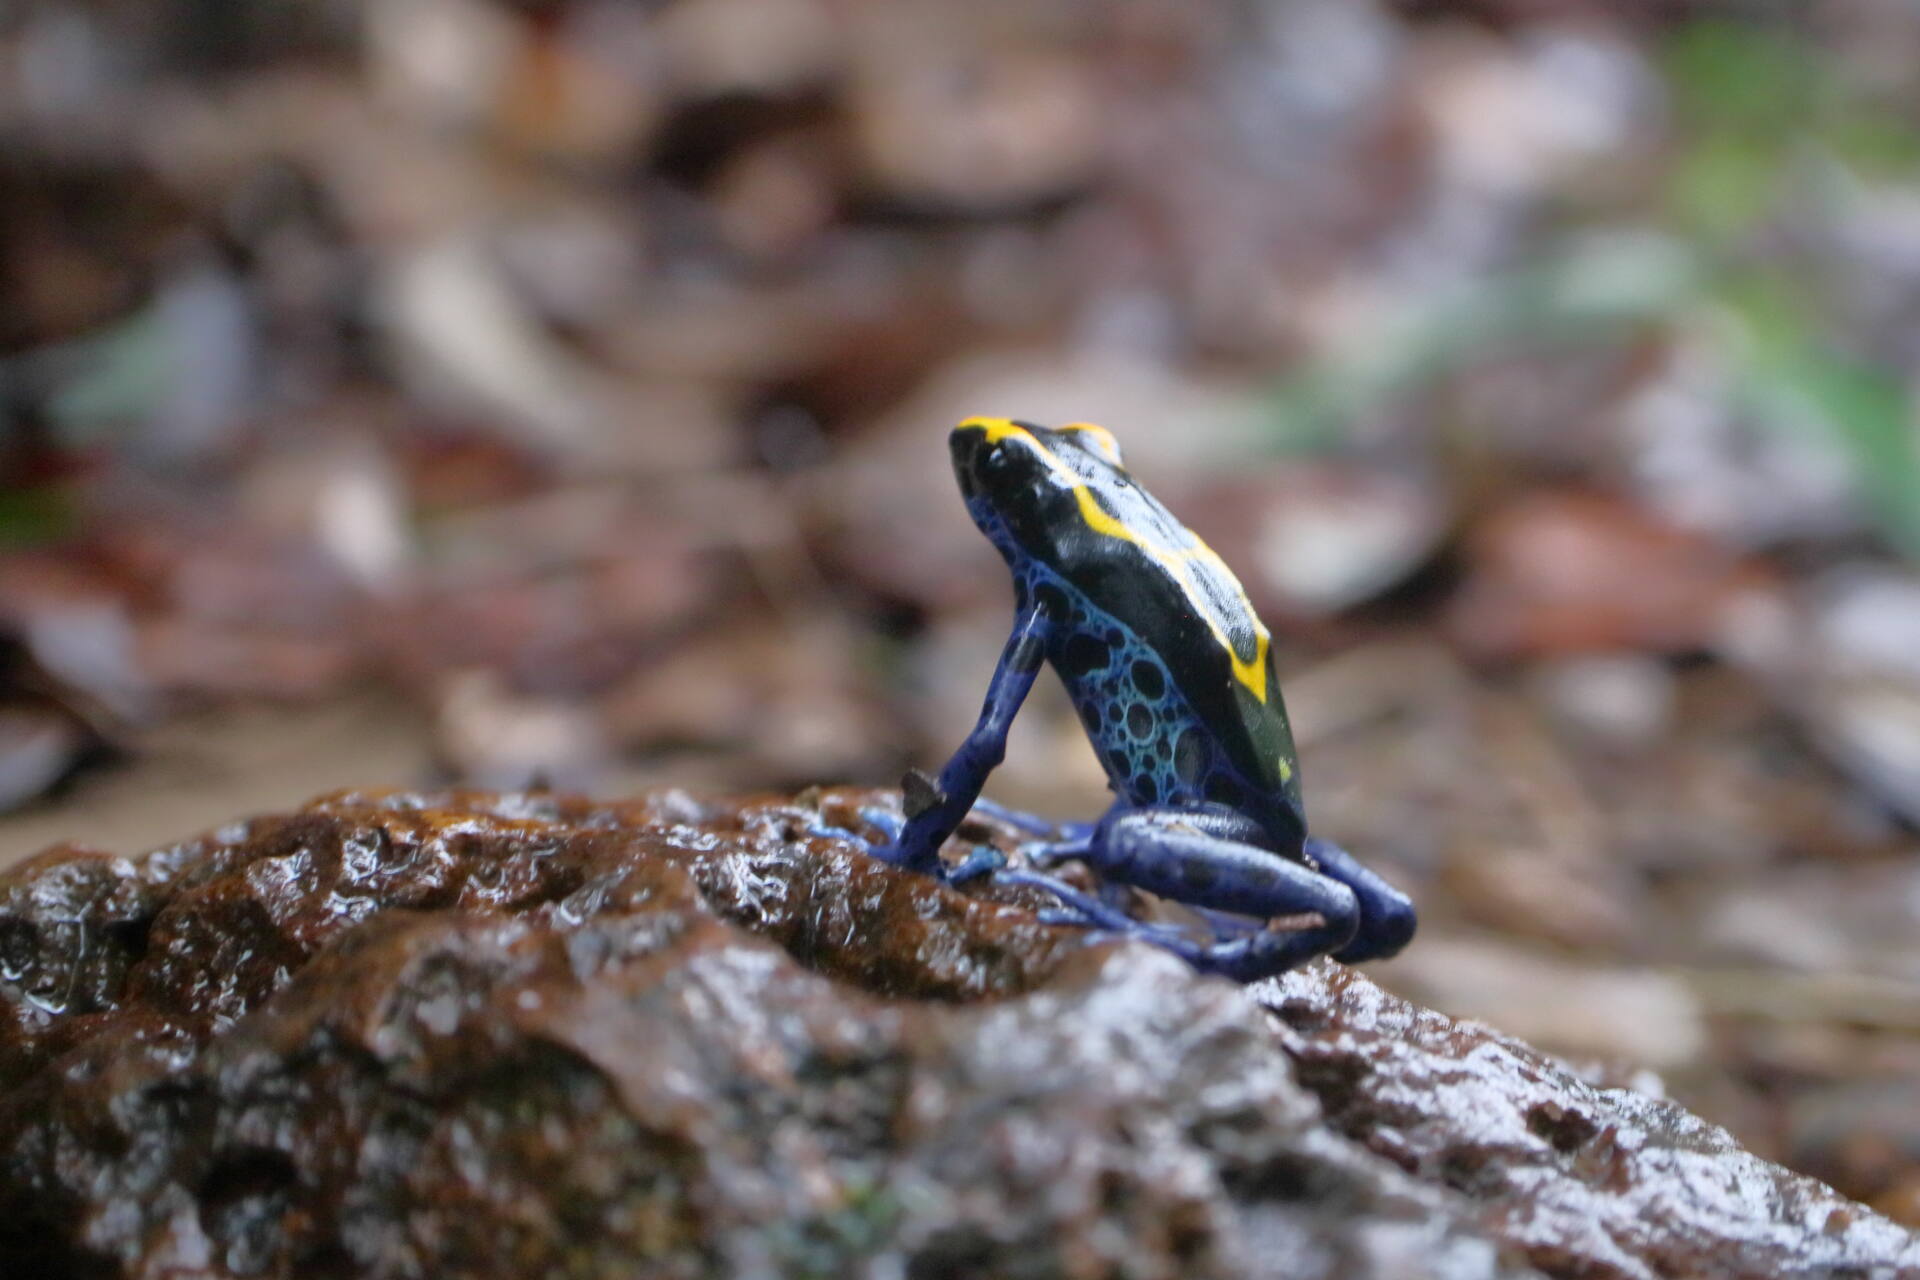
[2,788,1915,1280]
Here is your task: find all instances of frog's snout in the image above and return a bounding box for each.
[948,422,988,492]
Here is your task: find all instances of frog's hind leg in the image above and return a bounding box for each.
[993,865,1333,979]
[1304,836,1417,962]
[1034,807,1362,981]
[872,604,1051,877]
[993,869,1194,943]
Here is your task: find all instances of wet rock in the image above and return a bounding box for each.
[1260,964,1920,1278]
[4,788,1917,1279]
[1368,937,1706,1069]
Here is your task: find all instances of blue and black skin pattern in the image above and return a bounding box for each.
[854,417,1416,982]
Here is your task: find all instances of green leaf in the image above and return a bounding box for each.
[1266,235,1702,445]
[1744,345,1920,561]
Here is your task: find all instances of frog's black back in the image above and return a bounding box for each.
[974,428,1306,846]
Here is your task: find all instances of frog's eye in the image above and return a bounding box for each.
[979,440,1017,478]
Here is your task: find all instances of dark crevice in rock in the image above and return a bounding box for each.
[1526,1102,1602,1156]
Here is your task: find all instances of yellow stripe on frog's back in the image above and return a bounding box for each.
[1068,474,1272,707]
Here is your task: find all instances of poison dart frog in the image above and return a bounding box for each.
[850,417,1415,981]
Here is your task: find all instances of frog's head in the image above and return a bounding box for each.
[949,417,1128,561]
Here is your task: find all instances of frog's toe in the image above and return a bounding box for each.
[1017,835,1094,868]
[993,869,1192,941]
[805,805,907,850]
[859,807,906,841]
[946,844,1007,884]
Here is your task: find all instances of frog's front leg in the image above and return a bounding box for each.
[873,603,1051,878]
[1027,806,1365,981]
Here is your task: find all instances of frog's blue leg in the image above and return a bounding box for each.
[945,796,1096,884]
[1304,837,1417,962]
[873,604,1051,878]
[994,869,1190,939]
[945,843,1007,884]
[967,796,1097,843]
[804,805,904,845]
[1030,807,1361,981]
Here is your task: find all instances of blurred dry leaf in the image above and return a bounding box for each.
[497,10,664,165]
[849,18,1100,212]
[709,133,841,263]
[137,617,359,702]
[434,667,605,790]
[1616,336,1868,548]
[1414,27,1651,198]
[0,705,96,813]
[1450,489,1783,658]
[380,235,618,462]
[1441,842,1637,951]
[655,0,842,98]
[240,431,413,592]
[368,0,522,130]
[603,611,892,781]
[1186,463,1447,618]
[1527,653,1677,749]
[1788,569,1920,826]
[2,589,146,721]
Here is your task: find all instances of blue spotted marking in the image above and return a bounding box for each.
[1014,557,1255,812]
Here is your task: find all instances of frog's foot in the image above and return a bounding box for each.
[805,806,905,847]
[812,806,1013,885]
[816,796,1093,886]
[1026,806,1372,980]
[946,843,1006,884]
[1015,832,1095,869]
[963,799,1095,874]
[809,806,947,876]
